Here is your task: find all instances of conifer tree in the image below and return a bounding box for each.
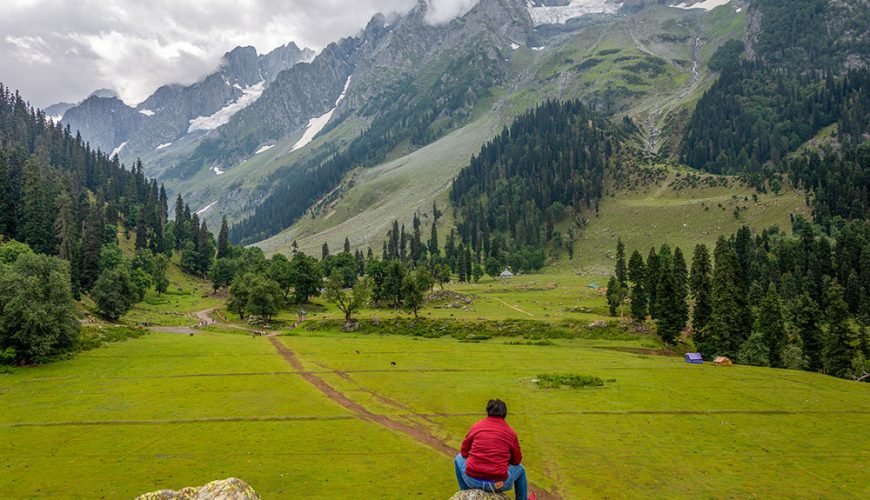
[321,241,330,261]
[429,221,440,257]
[792,292,823,371]
[615,239,627,286]
[646,248,660,319]
[672,247,689,332]
[217,216,229,259]
[689,244,713,332]
[344,237,351,254]
[628,250,647,321]
[756,284,786,368]
[606,275,624,317]
[825,282,857,377]
[655,259,681,344]
[704,237,746,357]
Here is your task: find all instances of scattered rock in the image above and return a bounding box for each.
[449,491,510,500]
[136,478,260,500]
[589,320,609,328]
[427,290,473,309]
[342,320,360,332]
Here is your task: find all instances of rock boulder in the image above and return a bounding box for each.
[449,490,511,500]
[136,478,260,500]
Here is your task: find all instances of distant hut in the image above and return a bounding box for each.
[713,356,733,366]
[685,352,703,364]
[499,269,514,279]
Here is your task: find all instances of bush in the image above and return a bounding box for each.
[536,374,607,389]
[76,326,149,352]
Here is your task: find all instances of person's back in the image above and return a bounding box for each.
[453,399,534,500]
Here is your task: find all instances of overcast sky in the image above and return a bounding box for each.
[1,0,480,108]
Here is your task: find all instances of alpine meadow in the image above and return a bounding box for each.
[0,0,868,499]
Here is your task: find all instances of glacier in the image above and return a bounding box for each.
[527,0,622,26]
[291,76,352,152]
[188,81,265,133]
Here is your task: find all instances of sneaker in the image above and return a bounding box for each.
[527,493,537,500]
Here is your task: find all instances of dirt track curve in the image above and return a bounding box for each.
[267,335,561,499]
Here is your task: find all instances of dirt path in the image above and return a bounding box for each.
[268,336,560,499]
[493,297,534,317]
[194,308,216,325]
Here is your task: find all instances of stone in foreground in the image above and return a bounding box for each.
[449,490,511,500]
[136,478,260,500]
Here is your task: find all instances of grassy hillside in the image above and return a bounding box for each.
[566,164,809,273]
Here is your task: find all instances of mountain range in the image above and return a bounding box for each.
[50,0,868,255]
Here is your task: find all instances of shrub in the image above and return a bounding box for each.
[536,374,606,389]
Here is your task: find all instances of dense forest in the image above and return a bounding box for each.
[450,99,617,270]
[609,222,870,380]
[228,48,504,245]
[682,0,869,218]
[0,84,172,363]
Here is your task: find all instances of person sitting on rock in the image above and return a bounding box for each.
[454,399,534,500]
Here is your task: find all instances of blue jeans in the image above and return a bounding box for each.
[454,454,528,500]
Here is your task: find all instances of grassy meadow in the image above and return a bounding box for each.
[2,266,867,498]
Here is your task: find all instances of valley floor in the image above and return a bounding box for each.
[1,318,867,498]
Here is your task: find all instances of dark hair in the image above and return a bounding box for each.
[486,399,507,418]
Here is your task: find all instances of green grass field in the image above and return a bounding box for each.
[2,318,867,498]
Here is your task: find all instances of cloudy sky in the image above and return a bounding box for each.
[1,0,479,108]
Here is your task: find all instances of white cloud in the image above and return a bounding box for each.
[0,0,481,107]
[5,35,53,64]
[424,0,480,25]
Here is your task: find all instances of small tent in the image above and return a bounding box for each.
[713,356,732,366]
[499,269,514,279]
[685,353,703,364]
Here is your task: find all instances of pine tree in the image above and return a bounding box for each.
[655,259,681,344]
[825,282,857,377]
[196,221,214,276]
[704,237,746,357]
[646,248,660,319]
[628,251,647,321]
[672,247,689,332]
[79,202,104,291]
[689,244,713,332]
[792,292,823,371]
[344,237,351,254]
[756,284,786,368]
[321,242,330,261]
[606,276,625,317]
[429,221,440,257]
[615,239,627,286]
[174,194,186,250]
[217,216,229,259]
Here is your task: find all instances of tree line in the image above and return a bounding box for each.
[609,221,870,379]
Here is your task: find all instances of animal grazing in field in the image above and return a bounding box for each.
[390,361,397,367]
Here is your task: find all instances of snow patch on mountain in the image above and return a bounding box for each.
[156,142,172,150]
[188,81,265,133]
[110,141,127,157]
[671,0,731,10]
[291,76,352,152]
[139,109,155,117]
[211,166,225,175]
[196,201,218,215]
[528,0,621,26]
[255,144,275,154]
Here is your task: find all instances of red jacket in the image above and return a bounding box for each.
[460,416,523,481]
